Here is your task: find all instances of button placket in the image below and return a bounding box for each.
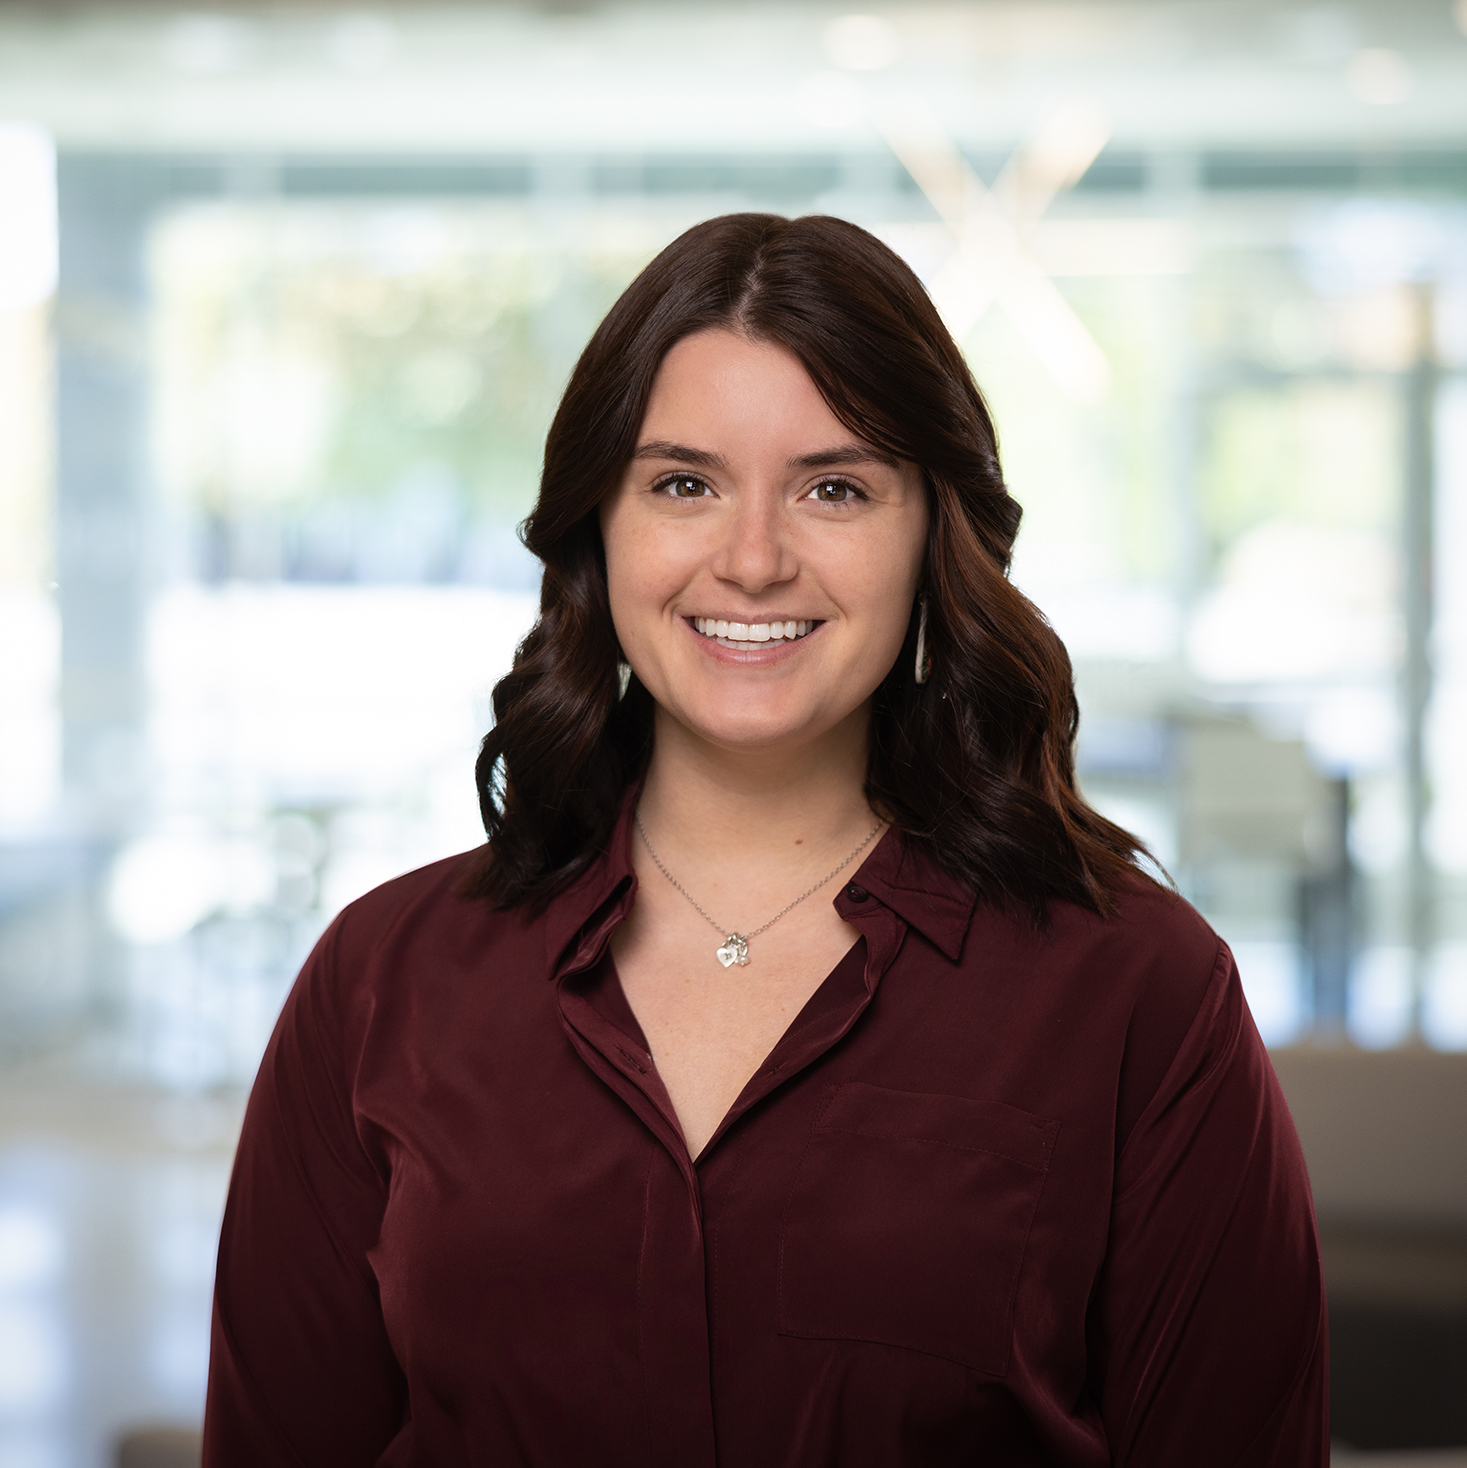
[556,979,717,1468]
[615,1043,650,1074]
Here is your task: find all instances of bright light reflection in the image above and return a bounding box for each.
[147,585,537,807]
[1032,585,1179,663]
[823,14,899,71]
[150,1219,220,1289]
[0,1433,66,1468]
[1230,941,1307,1047]
[0,125,57,311]
[1348,946,1414,1049]
[1423,945,1467,1052]
[0,1209,63,1290]
[0,592,60,831]
[1086,792,1177,872]
[1297,199,1443,290]
[0,1302,67,1413]
[106,835,254,945]
[149,1306,210,1395]
[1187,523,1397,685]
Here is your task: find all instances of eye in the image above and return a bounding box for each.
[806,478,862,504]
[656,474,712,499]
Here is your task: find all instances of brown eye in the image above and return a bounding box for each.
[809,480,856,503]
[664,476,708,498]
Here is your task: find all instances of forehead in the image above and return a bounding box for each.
[640,330,841,438]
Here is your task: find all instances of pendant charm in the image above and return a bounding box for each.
[715,934,749,968]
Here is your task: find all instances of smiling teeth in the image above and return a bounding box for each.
[694,618,814,642]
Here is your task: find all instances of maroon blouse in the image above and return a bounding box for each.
[204,799,1327,1466]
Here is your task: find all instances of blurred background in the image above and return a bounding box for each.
[1,0,1466,1462]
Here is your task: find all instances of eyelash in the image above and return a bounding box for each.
[650,474,866,504]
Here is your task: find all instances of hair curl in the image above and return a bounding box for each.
[470,213,1150,923]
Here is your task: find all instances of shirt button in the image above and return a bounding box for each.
[846,884,869,902]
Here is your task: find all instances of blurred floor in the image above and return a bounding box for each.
[3,1050,1467,1461]
[0,1064,240,1468]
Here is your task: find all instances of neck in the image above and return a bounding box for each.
[637,705,878,871]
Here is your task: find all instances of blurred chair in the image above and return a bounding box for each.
[1274,1049,1467,1452]
[115,1425,202,1468]
[1333,1453,1467,1466]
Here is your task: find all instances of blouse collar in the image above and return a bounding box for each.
[543,787,978,978]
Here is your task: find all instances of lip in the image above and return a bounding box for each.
[682,614,822,664]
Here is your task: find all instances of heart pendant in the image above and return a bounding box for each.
[715,934,749,968]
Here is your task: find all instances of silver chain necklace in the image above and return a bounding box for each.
[634,811,883,968]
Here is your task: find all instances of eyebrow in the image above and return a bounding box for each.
[631,441,728,470]
[630,440,898,471]
[789,443,900,470]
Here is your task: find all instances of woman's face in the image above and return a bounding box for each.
[600,328,929,756]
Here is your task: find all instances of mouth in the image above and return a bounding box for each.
[689,616,821,651]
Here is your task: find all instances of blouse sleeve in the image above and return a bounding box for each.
[1090,940,1329,1466]
[203,917,405,1466]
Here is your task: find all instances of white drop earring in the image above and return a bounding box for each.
[914,598,930,686]
[617,661,632,699]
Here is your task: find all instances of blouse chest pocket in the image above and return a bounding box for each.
[776,1081,1059,1377]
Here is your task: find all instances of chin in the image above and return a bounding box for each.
[679,697,835,753]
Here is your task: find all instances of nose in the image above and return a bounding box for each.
[714,487,798,593]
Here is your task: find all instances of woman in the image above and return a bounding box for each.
[205,214,1327,1466]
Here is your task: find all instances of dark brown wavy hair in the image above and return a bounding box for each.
[470,212,1150,923]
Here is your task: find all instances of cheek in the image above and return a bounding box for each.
[602,510,690,646]
[603,547,648,659]
[600,501,645,653]
[852,518,927,633]
[852,530,927,677]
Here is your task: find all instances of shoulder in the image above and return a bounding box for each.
[1060,874,1223,996]
[313,847,539,999]
[1050,876,1234,1146]
[271,849,554,1087]
[1061,874,1227,1040]
[976,873,1223,1005]
[967,876,1229,1130]
[332,849,482,942]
